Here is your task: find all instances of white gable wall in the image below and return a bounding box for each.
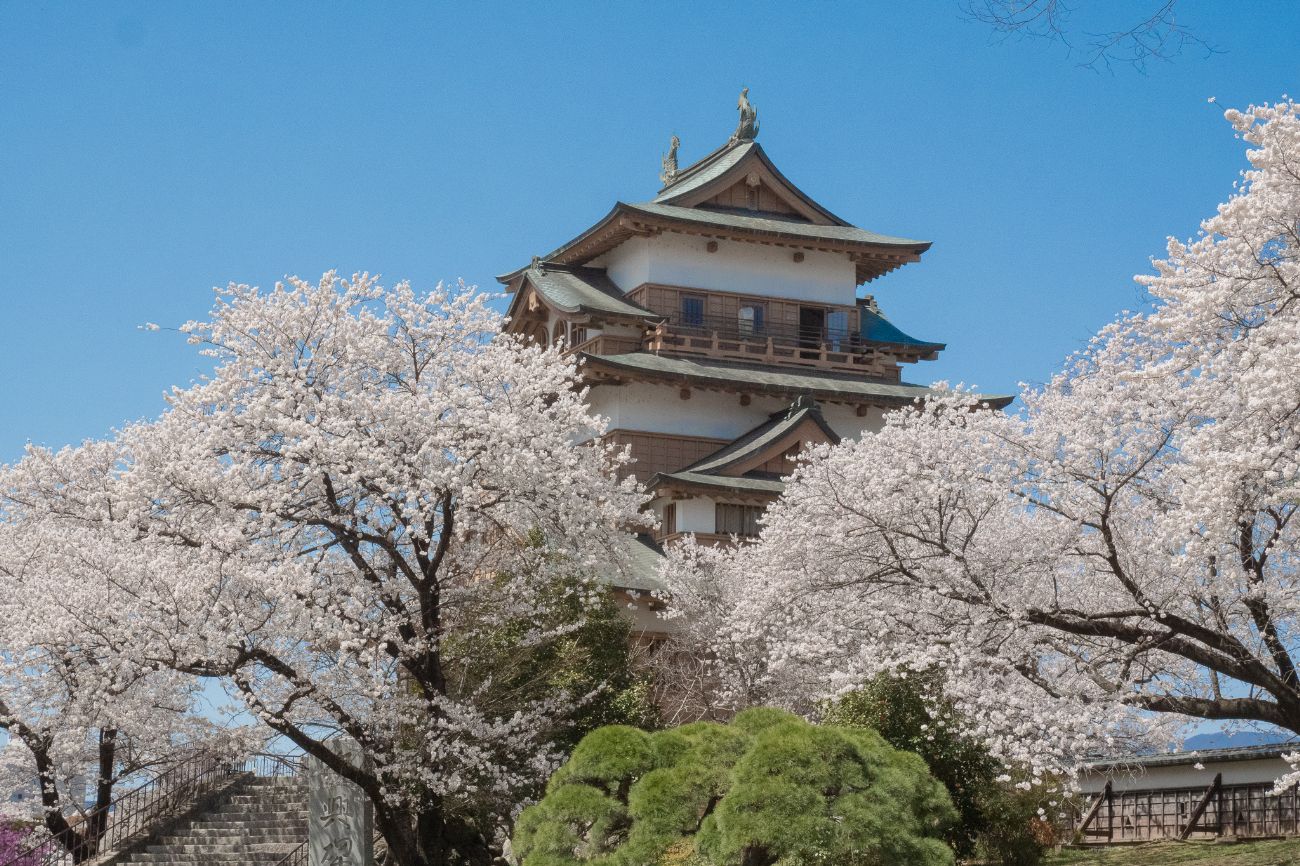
[597,233,857,305]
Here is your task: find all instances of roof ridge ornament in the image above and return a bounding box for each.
[729,87,759,145]
[659,134,680,185]
[787,394,817,418]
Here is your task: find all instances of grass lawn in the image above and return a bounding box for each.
[1045,839,1300,866]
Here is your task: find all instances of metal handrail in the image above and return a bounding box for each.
[241,752,305,779]
[1,749,238,866]
[271,839,307,866]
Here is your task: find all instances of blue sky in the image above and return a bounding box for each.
[1,1,1297,462]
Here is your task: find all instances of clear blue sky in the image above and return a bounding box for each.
[2,2,1297,462]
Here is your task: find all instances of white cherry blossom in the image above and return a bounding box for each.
[663,100,1300,781]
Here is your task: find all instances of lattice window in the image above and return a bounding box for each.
[715,503,763,537]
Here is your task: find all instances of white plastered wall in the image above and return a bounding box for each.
[1078,757,1292,793]
[595,233,858,306]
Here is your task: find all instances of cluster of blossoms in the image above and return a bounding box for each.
[662,100,1300,782]
[1,274,646,866]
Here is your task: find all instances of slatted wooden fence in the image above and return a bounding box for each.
[1069,774,1300,843]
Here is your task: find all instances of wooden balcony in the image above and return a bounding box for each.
[656,531,755,548]
[573,333,642,355]
[643,313,902,378]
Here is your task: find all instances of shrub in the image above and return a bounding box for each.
[823,672,1054,866]
[0,824,39,866]
[512,708,957,866]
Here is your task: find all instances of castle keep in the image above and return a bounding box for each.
[498,94,1009,629]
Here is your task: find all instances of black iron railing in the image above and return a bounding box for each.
[272,840,308,866]
[241,752,305,779]
[0,749,232,866]
[0,750,305,866]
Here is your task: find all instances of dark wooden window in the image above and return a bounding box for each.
[715,503,763,537]
[826,310,848,351]
[661,503,676,537]
[681,295,705,327]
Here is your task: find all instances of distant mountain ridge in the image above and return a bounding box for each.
[1184,730,1298,751]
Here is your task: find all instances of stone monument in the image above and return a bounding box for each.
[307,740,373,866]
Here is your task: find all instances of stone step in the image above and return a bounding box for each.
[226,790,309,800]
[182,819,307,831]
[199,809,308,819]
[204,807,307,817]
[122,847,297,858]
[130,842,301,853]
[111,776,310,866]
[155,831,305,844]
[159,823,305,835]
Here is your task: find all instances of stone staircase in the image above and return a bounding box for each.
[112,776,307,865]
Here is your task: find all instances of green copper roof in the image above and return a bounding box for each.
[622,202,927,249]
[859,308,945,350]
[524,265,657,320]
[686,396,839,475]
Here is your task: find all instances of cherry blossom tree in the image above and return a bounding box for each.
[963,1,1214,71]
[663,100,1300,778]
[0,461,227,863]
[3,274,645,866]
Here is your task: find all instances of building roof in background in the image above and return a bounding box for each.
[652,139,851,226]
[685,395,839,475]
[515,264,658,320]
[581,351,1015,408]
[859,307,945,352]
[613,532,668,592]
[652,141,759,204]
[650,470,786,496]
[646,397,839,500]
[499,138,931,286]
[1084,742,1300,772]
[621,201,927,248]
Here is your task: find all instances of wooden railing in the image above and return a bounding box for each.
[656,531,759,547]
[644,313,901,378]
[572,333,642,356]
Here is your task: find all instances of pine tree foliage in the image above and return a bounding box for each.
[513,708,957,866]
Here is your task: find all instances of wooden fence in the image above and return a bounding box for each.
[1069,774,1300,843]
